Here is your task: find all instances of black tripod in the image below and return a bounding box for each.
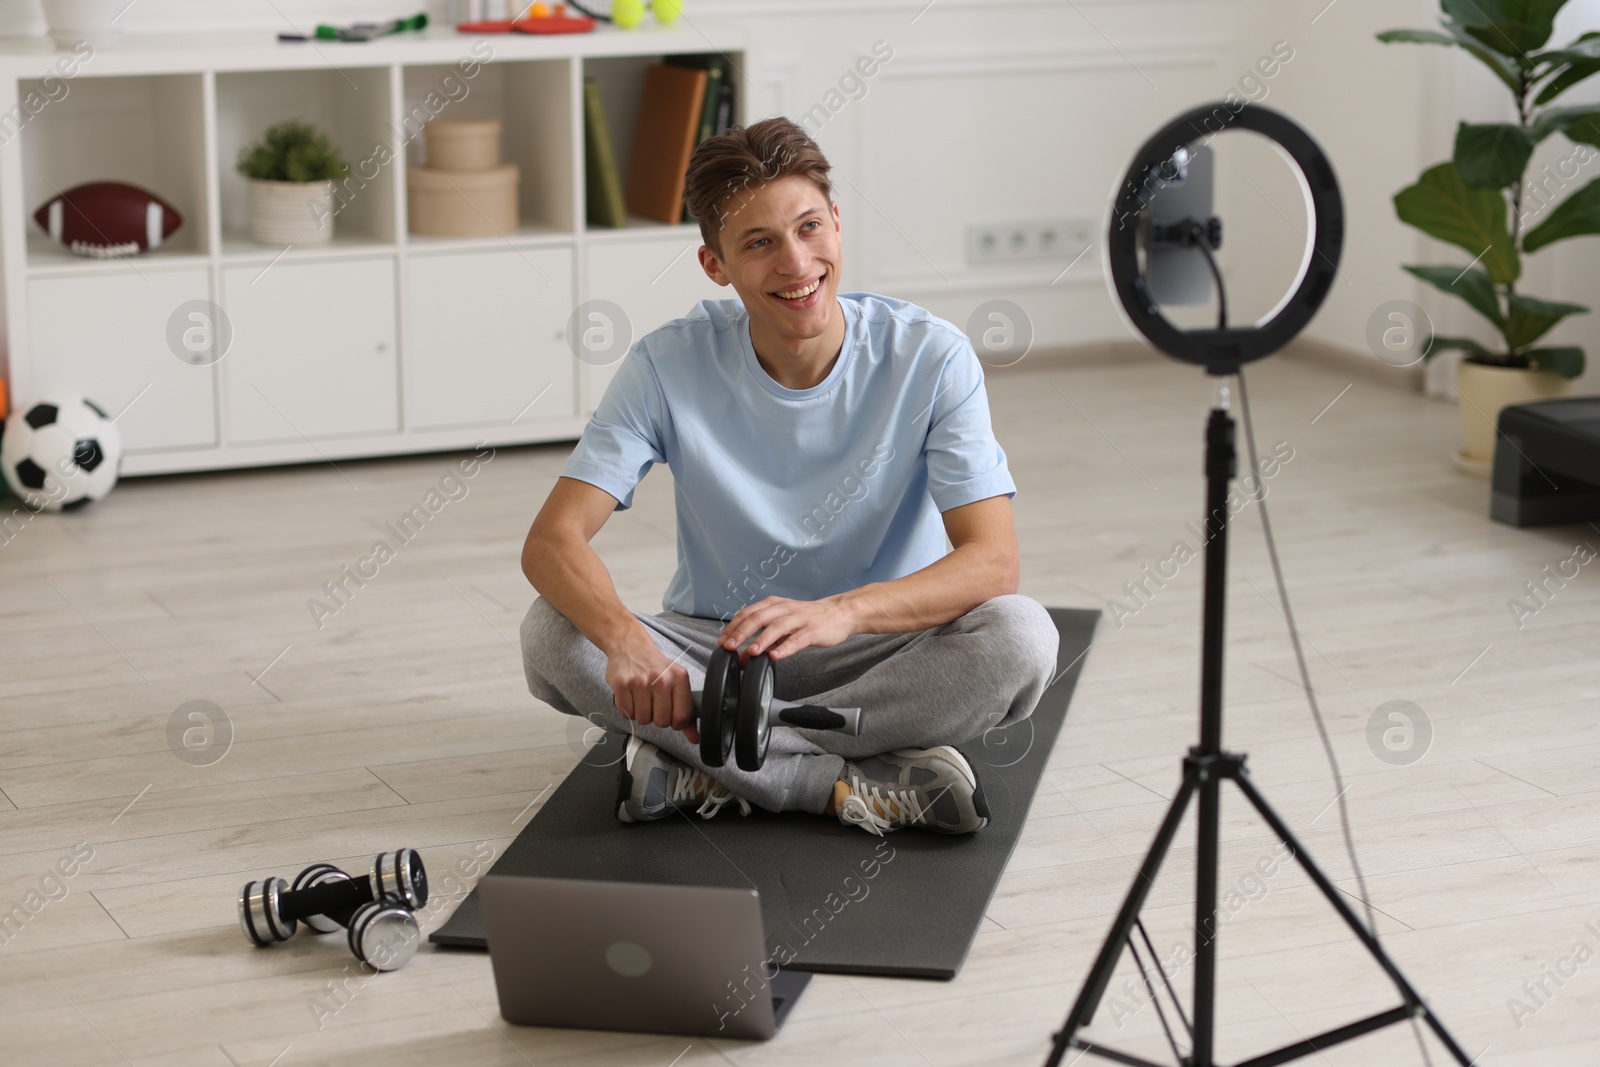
[1044,398,1474,1067]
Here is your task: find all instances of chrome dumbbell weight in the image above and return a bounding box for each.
[289,856,429,973]
[238,849,428,971]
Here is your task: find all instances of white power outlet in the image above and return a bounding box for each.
[966,218,1094,264]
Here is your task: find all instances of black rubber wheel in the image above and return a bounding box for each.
[700,646,739,767]
[735,653,774,772]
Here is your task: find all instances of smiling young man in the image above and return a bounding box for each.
[519,117,1058,835]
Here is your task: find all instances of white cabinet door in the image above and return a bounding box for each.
[582,237,730,414]
[27,269,217,452]
[403,246,576,430]
[220,258,398,444]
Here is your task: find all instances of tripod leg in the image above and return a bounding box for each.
[1230,772,1475,1066]
[1193,761,1221,1066]
[1189,405,1236,1067]
[1046,770,1198,1067]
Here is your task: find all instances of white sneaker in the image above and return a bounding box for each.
[616,736,753,823]
[834,746,989,835]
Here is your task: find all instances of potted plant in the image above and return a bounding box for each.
[1380,1,1595,474]
[237,121,348,247]
[41,0,125,46]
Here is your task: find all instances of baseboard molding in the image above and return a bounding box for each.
[1013,338,1425,392]
[1278,337,1425,393]
[1008,341,1161,369]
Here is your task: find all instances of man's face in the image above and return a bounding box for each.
[699,175,842,345]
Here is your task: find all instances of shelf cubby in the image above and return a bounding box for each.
[400,57,575,240]
[581,50,745,238]
[215,66,397,251]
[18,72,210,268]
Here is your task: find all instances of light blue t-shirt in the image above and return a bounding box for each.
[560,292,1015,619]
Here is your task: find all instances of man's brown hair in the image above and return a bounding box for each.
[683,116,833,257]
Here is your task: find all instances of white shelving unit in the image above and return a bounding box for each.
[0,25,749,475]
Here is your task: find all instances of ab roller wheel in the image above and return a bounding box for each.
[238,848,428,972]
[693,645,865,771]
[737,650,774,771]
[699,644,742,770]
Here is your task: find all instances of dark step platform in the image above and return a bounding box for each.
[1492,397,1600,527]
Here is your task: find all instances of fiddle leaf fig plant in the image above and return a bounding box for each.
[1380,0,1596,378]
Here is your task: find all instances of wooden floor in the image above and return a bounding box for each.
[2,350,1597,1066]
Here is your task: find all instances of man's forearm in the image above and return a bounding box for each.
[834,542,1018,636]
[523,535,644,657]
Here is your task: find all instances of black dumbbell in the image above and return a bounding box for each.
[238,849,428,971]
[696,646,864,771]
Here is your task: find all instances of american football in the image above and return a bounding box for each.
[32,181,184,258]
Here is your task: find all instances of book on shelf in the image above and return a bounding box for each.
[624,63,707,225]
[583,77,628,229]
[665,53,731,145]
[662,54,737,224]
[712,79,734,137]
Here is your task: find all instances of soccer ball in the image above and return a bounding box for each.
[0,396,123,511]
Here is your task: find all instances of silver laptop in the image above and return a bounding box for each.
[479,875,811,1041]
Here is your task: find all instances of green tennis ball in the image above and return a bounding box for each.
[654,0,684,23]
[612,0,645,27]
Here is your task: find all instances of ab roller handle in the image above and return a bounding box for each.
[238,849,428,972]
[695,646,863,772]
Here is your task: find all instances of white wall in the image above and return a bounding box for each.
[709,0,1277,356]
[1238,0,1600,394]
[1226,0,1438,364]
[5,0,1597,393]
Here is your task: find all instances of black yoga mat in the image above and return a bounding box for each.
[431,607,1099,979]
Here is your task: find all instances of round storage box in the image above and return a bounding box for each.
[422,117,503,171]
[408,164,519,237]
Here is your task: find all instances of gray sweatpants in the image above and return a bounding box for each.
[520,594,1060,815]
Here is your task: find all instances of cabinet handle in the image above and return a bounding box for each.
[376,342,389,353]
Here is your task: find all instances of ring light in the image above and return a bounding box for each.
[1103,103,1345,375]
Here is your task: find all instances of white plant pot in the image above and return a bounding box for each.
[1454,359,1573,476]
[41,0,124,46]
[247,179,335,246]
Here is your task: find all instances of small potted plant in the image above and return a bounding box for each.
[237,120,348,246]
[40,0,125,46]
[1380,1,1595,474]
